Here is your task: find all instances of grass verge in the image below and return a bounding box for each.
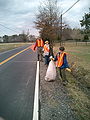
[53,42,90,120]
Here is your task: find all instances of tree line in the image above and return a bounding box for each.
[0,32,36,43]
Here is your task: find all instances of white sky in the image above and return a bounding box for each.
[0,0,89,36]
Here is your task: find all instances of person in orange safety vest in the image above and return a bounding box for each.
[54,46,69,85]
[43,41,50,66]
[34,38,44,61]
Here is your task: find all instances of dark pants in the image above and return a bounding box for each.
[37,47,43,61]
[57,68,68,82]
[44,55,49,65]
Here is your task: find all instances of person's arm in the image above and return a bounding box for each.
[34,40,37,50]
[54,53,58,61]
[63,54,69,68]
[42,40,44,47]
[42,45,45,51]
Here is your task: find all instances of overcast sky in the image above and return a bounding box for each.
[0,0,89,37]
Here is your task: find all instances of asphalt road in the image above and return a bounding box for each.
[0,45,37,120]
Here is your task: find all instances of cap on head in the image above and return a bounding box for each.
[45,41,49,43]
[59,46,65,51]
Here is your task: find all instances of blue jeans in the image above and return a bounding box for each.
[44,55,49,65]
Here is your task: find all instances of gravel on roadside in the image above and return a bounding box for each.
[40,62,79,120]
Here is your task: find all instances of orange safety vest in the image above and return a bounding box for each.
[37,39,44,47]
[56,52,66,67]
[44,45,50,52]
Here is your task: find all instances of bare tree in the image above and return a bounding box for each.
[34,0,61,55]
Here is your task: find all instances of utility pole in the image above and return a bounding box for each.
[60,0,80,46]
[60,14,62,46]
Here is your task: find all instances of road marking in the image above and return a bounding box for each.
[13,61,36,63]
[0,47,30,66]
[33,61,39,120]
[0,46,25,55]
[0,44,32,55]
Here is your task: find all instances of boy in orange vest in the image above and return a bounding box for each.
[34,38,44,61]
[54,46,69,85]
[43,41,50,66]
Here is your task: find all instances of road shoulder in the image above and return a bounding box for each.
[40,62,78,120]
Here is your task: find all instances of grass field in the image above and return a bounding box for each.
[54,42,90,120]
[0,43,31,53]
[54,42,90,70]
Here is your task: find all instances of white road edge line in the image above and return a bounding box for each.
[33,61,39,120]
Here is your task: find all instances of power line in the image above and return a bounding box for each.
[62,0,80,15]
[0,28,7,35]
[59,0,80,45]
[0,23,18,33]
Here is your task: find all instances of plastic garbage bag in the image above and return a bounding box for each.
[45,60,56,81]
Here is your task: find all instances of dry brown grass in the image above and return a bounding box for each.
[53,42,90,120]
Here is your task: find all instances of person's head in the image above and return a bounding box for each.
[45,41,49,44]
[59,46,65,52]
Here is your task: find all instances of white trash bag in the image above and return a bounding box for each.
[45,60,56,81]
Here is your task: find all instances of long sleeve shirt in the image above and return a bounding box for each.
[34,39,44,50]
